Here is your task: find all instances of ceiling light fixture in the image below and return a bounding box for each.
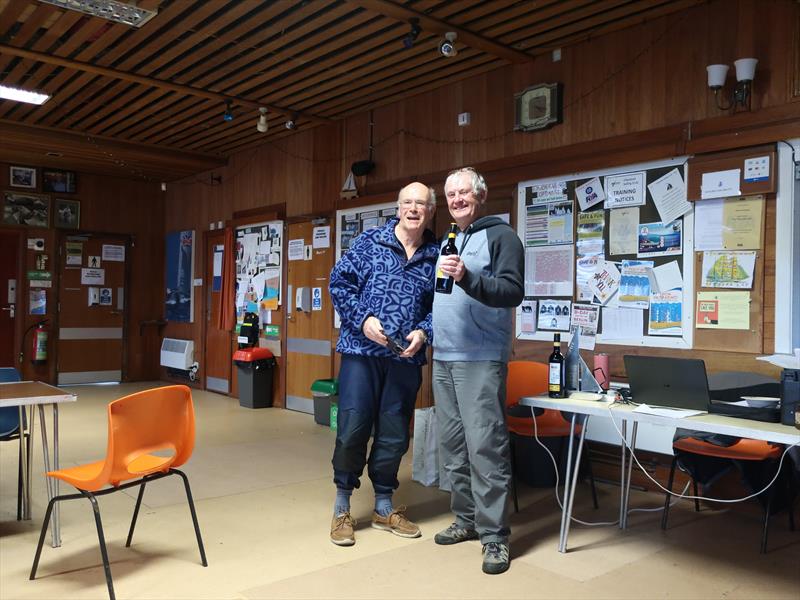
[0,83,51,105]
[706,58,758,111]
[402,18,421,49]
[38,0,158,28]
[439,32,458,58]
[257,107,268,133]
[223,100,234,122]
[284,113,298,130]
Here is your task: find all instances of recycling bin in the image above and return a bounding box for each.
[233,347,276,409]
[311,378,338,427]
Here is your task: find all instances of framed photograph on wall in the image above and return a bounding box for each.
[9,165,37,189]
[54,198,80,229]
[42,169,77,193]
[2,191,50,227]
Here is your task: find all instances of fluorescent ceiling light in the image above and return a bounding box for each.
[0,84,51,105]
[38,0,158,28]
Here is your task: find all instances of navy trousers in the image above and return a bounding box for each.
[332,354,422,494]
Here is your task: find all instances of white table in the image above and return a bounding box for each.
[519,394,800,553]
[0,381,77,547]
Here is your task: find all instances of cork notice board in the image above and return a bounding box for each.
[692,245,764,353]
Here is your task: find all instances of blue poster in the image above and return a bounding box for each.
[165,230,194,322]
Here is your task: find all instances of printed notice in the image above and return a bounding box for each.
[288,238,305,261]
[601,306,643,340]
[102,244,125,262]
[637,220,682,258]
[520,300,537,334]
[694,195,763,251]
[604,171,646,208]
[696,291,750,329]
[525,245,574,297]
[701,169,741,200]
[609,207,639,255]
[589,260,621,305]
[81,268,105,285]
[575,176,606,211]
[648,290,682,336]
[313,226,331,249]
[619,260,653,309]
[571,304,600,350]
[538,300,571,331]
[647,168,691,224]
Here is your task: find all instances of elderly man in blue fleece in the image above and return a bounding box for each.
[328,181,438,547]
[432,167,524,575]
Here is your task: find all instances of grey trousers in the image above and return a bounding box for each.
[433,360,511,544]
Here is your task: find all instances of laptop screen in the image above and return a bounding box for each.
[623,355,710,411]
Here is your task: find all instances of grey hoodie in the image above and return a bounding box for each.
[432,216,524,362]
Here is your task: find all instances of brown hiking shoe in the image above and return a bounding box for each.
[371,506,421,538]
[330,512,356,546]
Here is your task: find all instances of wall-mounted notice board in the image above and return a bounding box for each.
[515,156,695,350]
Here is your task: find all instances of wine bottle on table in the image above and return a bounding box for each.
[548,333,566,398]
[435,223,459,294]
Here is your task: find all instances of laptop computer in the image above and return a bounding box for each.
[623,355,710,411]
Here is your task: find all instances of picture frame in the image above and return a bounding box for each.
[9,165,37,189]
[2,191,50,227]
[42,168,77,193]
[54,198,80,229]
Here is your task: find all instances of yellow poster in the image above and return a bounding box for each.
[722,195,763,250]
[695,291,750,330]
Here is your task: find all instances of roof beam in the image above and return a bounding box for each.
[345,0,532,63]
[0,43,333,125]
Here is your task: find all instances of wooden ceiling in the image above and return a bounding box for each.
[0,0,703,181]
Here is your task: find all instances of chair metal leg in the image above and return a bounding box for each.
[661,456,678,530]
[509,436,519,513]
[172,469,208,567]
[126,482,147,547]
[30,494,58,580]
[761,486,774,554]
[693,479,700,512]
[84,492,116,600]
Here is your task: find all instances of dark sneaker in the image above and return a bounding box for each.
[371,506,421,538]
[482,542,510,575]
[330,512,356,546]
[434,522,479,545]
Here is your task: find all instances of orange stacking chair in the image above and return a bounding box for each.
[506,361,598,513]
[661,436,790,553]
[30,385,207,600]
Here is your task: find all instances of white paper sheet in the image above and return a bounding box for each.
[520,300,537,333]
[525,245,574,297]
[609,207,639,255]
[701,169,741,199]
[647,168,692,224]
[693,199,725,250]
[601,306,643,340]
[313,226,331,249]
[649,260,683,293]
[575,176,606,211]
[589,260,621,305]
[604,171,646,208]
[633,405,705,418]
[288,239,305,260]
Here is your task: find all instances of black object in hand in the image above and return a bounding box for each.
[385,334,409,356]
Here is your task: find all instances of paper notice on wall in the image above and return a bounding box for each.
[525,245,574,297]
[648,290,683,336]
[696,291,750,329]
[694,196,763,251]
[538,300,572,331]
[576,256,599,302]
[66,242,82,266]
[701,169,741,199]
[81,268,105,285]
[571,304,599,350]
[288,239,305,260]
[520,300,537,333]
[575,176,606,211]
[701,251,756,289]
[609,207,639,255]
[649,260,683,293]
[601,306,643,340]
[637,220,682,258]
[29,289,46,314]
[588,260,621,306]
[313,226,331,249]
[102,244,125,262]
[618,260,653,309]
[604,171,646,208]
[647,168,691,224]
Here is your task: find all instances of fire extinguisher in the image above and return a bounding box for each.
[21,319,49,365]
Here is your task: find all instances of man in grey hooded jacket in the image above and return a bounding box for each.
[432,167,524,575]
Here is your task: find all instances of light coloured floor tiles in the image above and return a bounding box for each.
[1,382,798,600]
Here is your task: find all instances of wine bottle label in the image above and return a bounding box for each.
[549,363,562,392]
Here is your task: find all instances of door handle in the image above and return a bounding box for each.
[2,305,15,318]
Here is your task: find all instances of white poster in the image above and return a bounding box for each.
[102,244,125,262]
[701,169,741,199]
[538,300,572,331]
[288,239,305,261]
[575,176,606,211]
[571,304,600,350]
[313,226,331,249]
[81,268,105,285]
[609,207,639,255]
[604,172,646,208]
[588,261,621,306]
[647,168,691,224]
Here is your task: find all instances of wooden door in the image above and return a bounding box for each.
[203,230,231,393]
[0,230,20,367]
[57,233,128,384]
[285,220,334,413]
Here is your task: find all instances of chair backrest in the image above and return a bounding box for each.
[101,385,195,487]
[0,367,22,438]
[506,361,549,407]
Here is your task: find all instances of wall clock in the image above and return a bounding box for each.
[514,83,562,131]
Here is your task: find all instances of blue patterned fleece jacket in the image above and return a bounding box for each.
[329,218,439,365]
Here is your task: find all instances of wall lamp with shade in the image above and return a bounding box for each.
[706,58,757,111]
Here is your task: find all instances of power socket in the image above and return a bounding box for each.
[457,112,471,126]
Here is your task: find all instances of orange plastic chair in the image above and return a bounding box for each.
[661,435,789,553]
[506,361,598,512]
[30,385,207,600]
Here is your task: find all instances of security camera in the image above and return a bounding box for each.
[284,119,297,130]
[439,32,457,57]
